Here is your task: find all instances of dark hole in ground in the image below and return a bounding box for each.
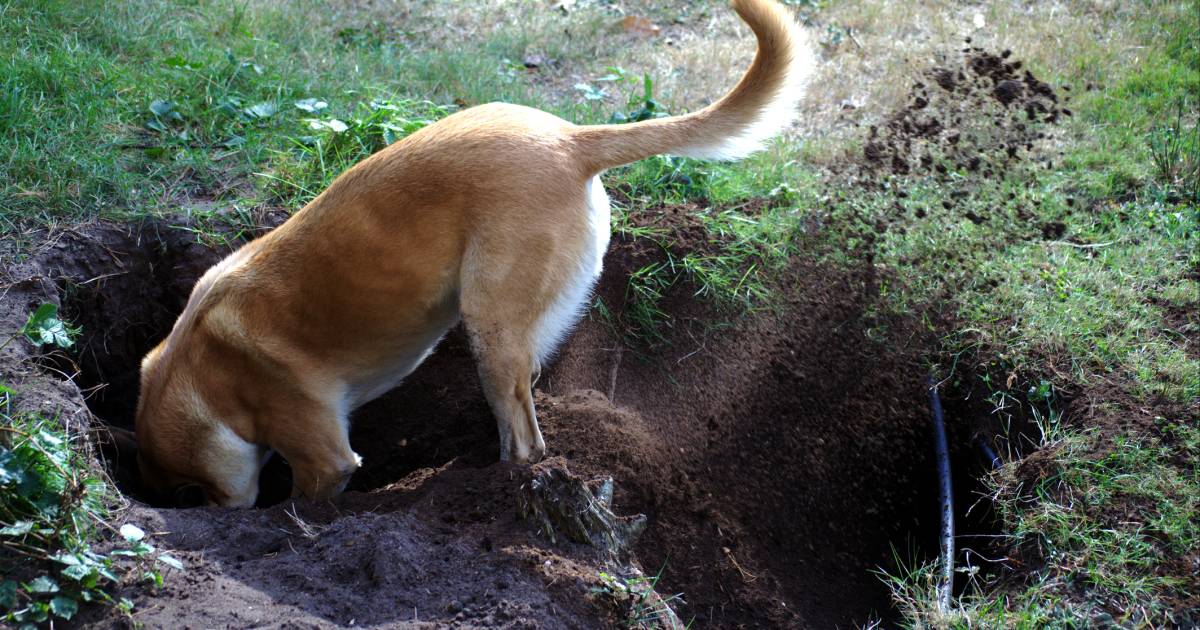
[41,219,1004,627]
[40,220,500,507]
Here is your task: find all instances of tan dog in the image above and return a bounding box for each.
[135,0,813,507]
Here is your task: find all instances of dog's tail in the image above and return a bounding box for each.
[570,0,813,174]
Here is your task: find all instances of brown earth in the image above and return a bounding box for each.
[0,43,1075,630]
[0,211,949,628]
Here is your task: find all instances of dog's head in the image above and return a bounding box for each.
[135,340,264,508]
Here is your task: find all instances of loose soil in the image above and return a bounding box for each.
[0,44,1072,630]
[861,45,1070,180]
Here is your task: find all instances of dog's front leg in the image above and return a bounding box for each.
[269,404,362,500]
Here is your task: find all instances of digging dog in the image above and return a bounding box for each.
[134,0,814,507]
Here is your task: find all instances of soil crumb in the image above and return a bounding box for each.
[861,46,1068,179]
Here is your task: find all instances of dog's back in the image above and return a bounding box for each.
[135,0,814,507]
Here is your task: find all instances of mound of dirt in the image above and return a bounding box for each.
[541,245,943,627]
[77,460,643,629]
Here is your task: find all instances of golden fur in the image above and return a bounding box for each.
[135,0,813,507]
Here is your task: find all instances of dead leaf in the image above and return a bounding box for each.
[620,15,661,38]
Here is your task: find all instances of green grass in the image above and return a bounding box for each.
[592,569,688,629]
[859,2,1199,626]
[889,420,1200,629]
[0,0,616,227]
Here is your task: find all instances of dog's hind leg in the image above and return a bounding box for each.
[460,189,609,463]
[465,323,545,464]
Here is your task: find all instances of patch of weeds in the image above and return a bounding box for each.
[1,306,180,626]
[269,97,452,204]
[1148,105,1200,204]
[19,304,80,350]
[621,260,676,346]
[606,73,671,125]
[617,156,714,203]
[982,422,1200,628]
[168,203,262,250]
[607,194,808,347]
[600,73,711,204]
[591,569,687,629]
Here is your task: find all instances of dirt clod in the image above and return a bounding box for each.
[518,458,647,557]
[861,47,1067,179]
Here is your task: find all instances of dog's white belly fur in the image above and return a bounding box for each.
[531,175,611,363]
[343,312,459,413]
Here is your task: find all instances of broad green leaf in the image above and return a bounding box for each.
[0,449,24,485]
[52,553,80,566]
[60,564,92,582]
[163,55,201,69]
[0,521,33,536]
[49,596,77,620]
[24,603,49,623]
[243,102,277,119]
[119,524,145,542]
[149,99,174,117]
[574,83,606,101]
[25,575,59,594]
[307,118,348,133]
[142,570,163,588]
[21,303,79,348]
[0,580,16,608]
[294,98,328,113]
[157,554,184,570]
[36,429,62,447]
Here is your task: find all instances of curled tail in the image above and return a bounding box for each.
[570,0,814,174]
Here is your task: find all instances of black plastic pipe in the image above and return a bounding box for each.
[927,376,954,613]
[976,436,1001,470]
